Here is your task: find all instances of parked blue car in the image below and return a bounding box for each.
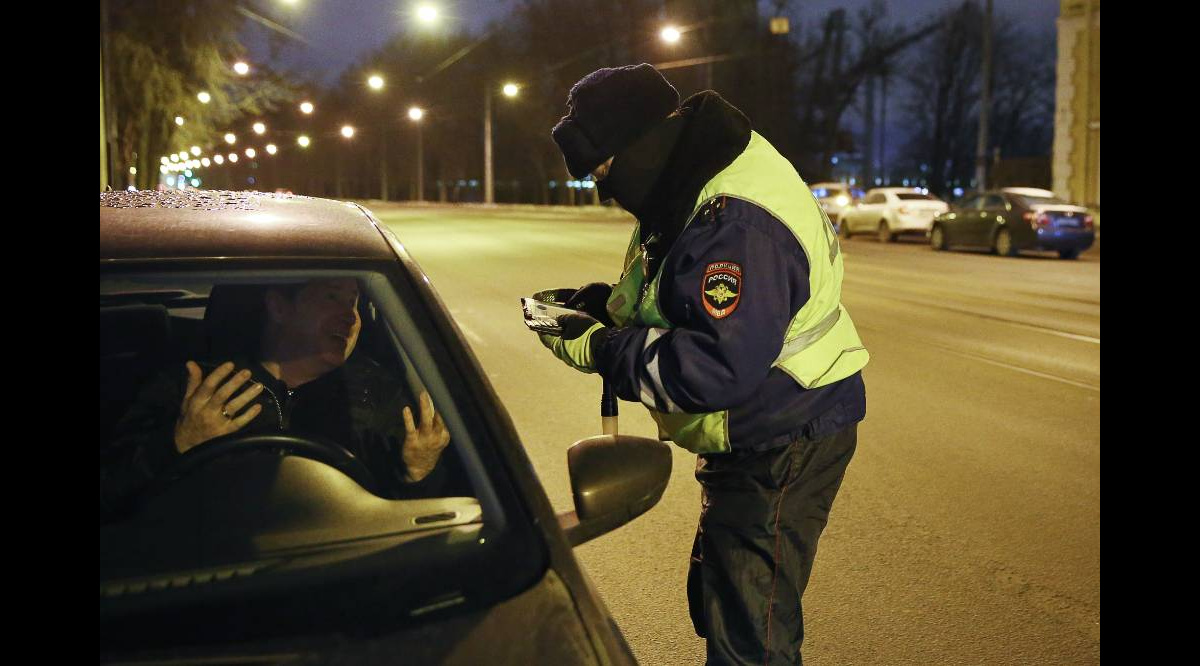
[929,187,1094,259]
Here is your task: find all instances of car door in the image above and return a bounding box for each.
[960,194,999,246]
[850,192,886,233]
[939,194,977,246]
[978,194,1009,246]
[98,265,659,664]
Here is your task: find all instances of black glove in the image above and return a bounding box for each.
[565,282,615,326]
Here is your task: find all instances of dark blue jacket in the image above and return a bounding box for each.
[597,197,866,452]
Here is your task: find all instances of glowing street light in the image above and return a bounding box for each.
[160,156,169,165]
[341,125,356,139]
[297,135,311,148]
[502,82,519,97]
[252,122,266,134]
[367,74,384,90]
[213,154,225,165]
[245,148,257,159]
[233,61,250,76]
[265,143,278,155]
[416,4,438,23]
[129,166,137,175]
[190,146,201,156]
[170,154,180,163]
[299,101,314,114]
[197,91,211,104]
[661,26,681,43]
[178,152,189,160]
[201,157,211,167]
[174,116,184,126]
[224,133,237,144]
[228,153,239,163]
[160,165,169,174]
[408,107,424,121]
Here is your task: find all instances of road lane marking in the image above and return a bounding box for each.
[856,323,1100,392]
[876,294,1100,344]
[929,342,1100,392]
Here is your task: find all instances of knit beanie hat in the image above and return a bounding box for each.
[551,64,680,179]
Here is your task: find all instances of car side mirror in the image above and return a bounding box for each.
[556,435,672,547]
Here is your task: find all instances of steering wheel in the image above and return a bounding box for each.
[148,433,380,499]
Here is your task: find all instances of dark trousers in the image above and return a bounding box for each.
[688,424,858,665]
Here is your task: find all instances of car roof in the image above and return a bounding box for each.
[868,187,926,194]
[100,190,395,262]
[1000,187,1057,198]
[809,182,848,189]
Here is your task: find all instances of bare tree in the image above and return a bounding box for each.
[104,0,293,190]
[899,1,1056,195]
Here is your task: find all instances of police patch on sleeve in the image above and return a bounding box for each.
[702,261,742,319]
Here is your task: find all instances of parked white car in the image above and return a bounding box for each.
[808,182,862,226]
[839,187,949,242]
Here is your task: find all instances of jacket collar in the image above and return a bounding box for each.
[633,91,751,264]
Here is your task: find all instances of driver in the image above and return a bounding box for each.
[101,278,451,519]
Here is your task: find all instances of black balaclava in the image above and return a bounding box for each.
[596,114,685,215]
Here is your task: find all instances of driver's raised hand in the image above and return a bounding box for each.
[174,361,264,454]
[401,391,451,482]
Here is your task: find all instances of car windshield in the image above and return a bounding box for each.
[100,266,542,650]
[895,193,937,201]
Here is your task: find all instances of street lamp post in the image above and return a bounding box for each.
[408,107,425,202]
[339,125,355,199]
[484,82,519,204]
[367,74,388,201]
[484,89,493,204]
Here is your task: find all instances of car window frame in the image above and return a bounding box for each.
[981,194,1006,210]
[99,258,549,653]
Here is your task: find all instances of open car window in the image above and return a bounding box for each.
[100,267,542,654]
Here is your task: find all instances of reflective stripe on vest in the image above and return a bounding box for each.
[606,132,870,454]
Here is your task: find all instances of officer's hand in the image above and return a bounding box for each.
[174,361,264,454]
[565,282,615,326]
[538,313,609,373]
[401,391,451,482]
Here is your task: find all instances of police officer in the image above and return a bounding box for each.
[537,64,869,665]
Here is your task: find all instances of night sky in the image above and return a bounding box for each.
[244,1,1062,176]
[247,1,1061,87]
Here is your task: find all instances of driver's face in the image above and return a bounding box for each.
[278,278,361,369]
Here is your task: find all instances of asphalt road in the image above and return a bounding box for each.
[371,202,1100,665]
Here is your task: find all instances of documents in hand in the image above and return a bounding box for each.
[521,295,583,336]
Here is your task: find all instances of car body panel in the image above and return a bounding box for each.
[104,569,606,666]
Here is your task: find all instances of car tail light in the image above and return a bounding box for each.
[1026,211,1052,229]
[1082,215,1094,229]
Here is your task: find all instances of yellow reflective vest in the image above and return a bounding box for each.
[605,131,869,454]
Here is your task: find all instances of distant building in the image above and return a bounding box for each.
[1052,0,1099,208]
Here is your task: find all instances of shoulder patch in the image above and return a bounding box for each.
[702,261,742,319]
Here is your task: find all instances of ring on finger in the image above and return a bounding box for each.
[221,406,232,419]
